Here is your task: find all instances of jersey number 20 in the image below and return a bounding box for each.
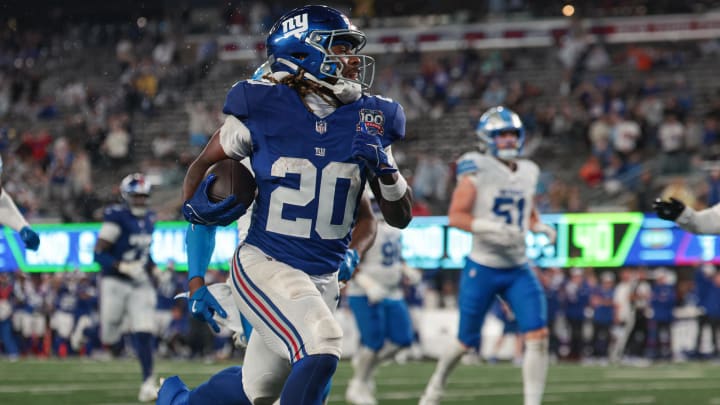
[267,157,361,240]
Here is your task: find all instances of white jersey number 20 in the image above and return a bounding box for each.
[266,157,361,240]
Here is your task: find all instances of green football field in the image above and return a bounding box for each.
[1,358,719,404]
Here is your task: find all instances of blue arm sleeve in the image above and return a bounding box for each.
[94,251,117,269]
[186,223,217,280]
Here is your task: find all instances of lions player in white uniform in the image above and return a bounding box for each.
[654,197,720,233]
[0,156,40,251]
[420,106,555,405]
[345,193,420,405]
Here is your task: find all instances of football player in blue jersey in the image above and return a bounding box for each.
[93,173,159,402]
[0,156,39,251]
[161,5,412,405]
[420,107,555,405]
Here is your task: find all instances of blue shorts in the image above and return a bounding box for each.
[348,296,414,351]
[457,259,547,348]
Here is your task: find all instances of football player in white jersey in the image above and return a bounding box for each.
[420,106,555,405]
[345,193,420,405]
[0,156,39,251]
[653,197,720,234]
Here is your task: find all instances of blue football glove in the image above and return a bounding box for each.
[352,122,397,176]
[182,174,247,226]
[338,248,360,282]
[19,226,39,251]
[187,285,227,333]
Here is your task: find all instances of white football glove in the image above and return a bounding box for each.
[531,222,557,244]
[232,331,248,349]
[118,261,146,280]
[471,217,526,248]
[354,273,387,304]
[401,265,423,285]
[504,225,526,246]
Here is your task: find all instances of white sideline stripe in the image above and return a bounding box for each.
[0,383,138,394]
[615,397,655,404]
[96,402,137,405]
[329,372,715,388]
[327,380,720,402]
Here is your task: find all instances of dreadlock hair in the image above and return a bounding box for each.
[265,69,340,107]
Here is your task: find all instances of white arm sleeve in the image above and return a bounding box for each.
[219,115,253,160]
[0,188,29,231]
[98,222,122,244]
[676,204,720,234]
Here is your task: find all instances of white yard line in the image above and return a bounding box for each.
[0,383,138,394]
[615,396,655,404]
[327,380,720,402]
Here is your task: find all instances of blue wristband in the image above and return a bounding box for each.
[186,223,217,280]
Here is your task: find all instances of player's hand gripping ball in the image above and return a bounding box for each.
[183,160,256,226]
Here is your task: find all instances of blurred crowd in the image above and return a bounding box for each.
[4,11,720,219]
[3,263,720,364]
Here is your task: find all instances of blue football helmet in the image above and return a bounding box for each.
[476,106,525,160]
[251,60,271,81]
[266,5,374,99]
[120,173,151,215]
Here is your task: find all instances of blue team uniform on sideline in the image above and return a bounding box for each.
[99,204,156,278]
[223,81,405,275]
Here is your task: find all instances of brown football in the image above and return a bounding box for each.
[205,159,257,206]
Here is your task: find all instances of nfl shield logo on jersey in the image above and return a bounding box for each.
[315,120,327,134]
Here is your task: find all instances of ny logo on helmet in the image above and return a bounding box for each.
[357,109,385,136]
[281,14,308,39]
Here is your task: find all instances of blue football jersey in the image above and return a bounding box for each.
[156,274,182,310]
[98,204,156,278]
[222,81,405,275]
[55,285,78,313]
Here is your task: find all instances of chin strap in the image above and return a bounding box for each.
[301,70,362,104]
[274,57,363,104]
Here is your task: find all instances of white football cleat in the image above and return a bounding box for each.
[419,377,444,405]
[138,376,159,402]
[345,378,377,405]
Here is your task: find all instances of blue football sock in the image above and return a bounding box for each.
[321,377,332,403]
[157,376,190,405]
[189,366,251,405]
[133,332,154,381]
[280,354,338,405]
